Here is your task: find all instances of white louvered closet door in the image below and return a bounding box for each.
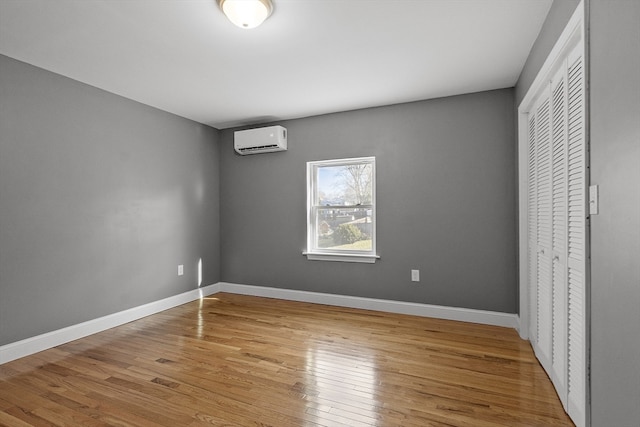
[525,42,586,427]
[565,44,587,427]
[534,92,553,371]
[550,63,569,408]
[527,115,538,348]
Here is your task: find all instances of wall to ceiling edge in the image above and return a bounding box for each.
[515,0,582,106]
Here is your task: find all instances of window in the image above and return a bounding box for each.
[305,156,378,263]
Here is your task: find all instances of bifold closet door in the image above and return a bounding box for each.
[532,91,553,373]
[526,42,586,427]
[565,45,586,427]
[550,61,569,406]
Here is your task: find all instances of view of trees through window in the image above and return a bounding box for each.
[315,162,373,251]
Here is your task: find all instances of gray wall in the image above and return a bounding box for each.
[515,0,581,106]
[220,89,517,313]
[0,55,221,345]
[589,1,640,425]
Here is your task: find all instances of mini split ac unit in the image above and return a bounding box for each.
[234,125,287,155]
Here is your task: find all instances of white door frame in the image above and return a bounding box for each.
[517,1,585,341]
[517,2,589,426]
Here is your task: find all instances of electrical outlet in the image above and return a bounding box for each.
[411,269,420,282]
[178,264,184,276]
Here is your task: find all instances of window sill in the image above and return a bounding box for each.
[302,251,380,263]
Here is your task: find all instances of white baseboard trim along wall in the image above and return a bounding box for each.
[219,282,519,329]
[0,283,221,365]
[1,281,519,365]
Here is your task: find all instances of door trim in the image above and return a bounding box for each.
[517,1,584,341]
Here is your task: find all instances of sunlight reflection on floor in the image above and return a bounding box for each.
[305,343,379,426]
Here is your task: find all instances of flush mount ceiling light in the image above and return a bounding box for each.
[218,0,273,29]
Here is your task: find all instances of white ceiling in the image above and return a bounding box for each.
[0,0,552,129]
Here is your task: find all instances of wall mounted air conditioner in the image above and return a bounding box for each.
[234,125,287,155]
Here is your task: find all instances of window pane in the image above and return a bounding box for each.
[315,207,373,251]
[317,163,373,206]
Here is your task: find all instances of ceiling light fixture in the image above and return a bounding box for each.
[218,0,273,29]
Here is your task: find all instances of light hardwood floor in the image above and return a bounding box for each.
[0,293,574,426]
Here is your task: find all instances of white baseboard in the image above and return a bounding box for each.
[1,282,519,365]
[0,283,220,365]
[218,282,519,329]
[516,315,527,340]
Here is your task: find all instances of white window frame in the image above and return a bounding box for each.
[303,156,379,263]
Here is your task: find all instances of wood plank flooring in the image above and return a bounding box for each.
[0,293,574,426]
